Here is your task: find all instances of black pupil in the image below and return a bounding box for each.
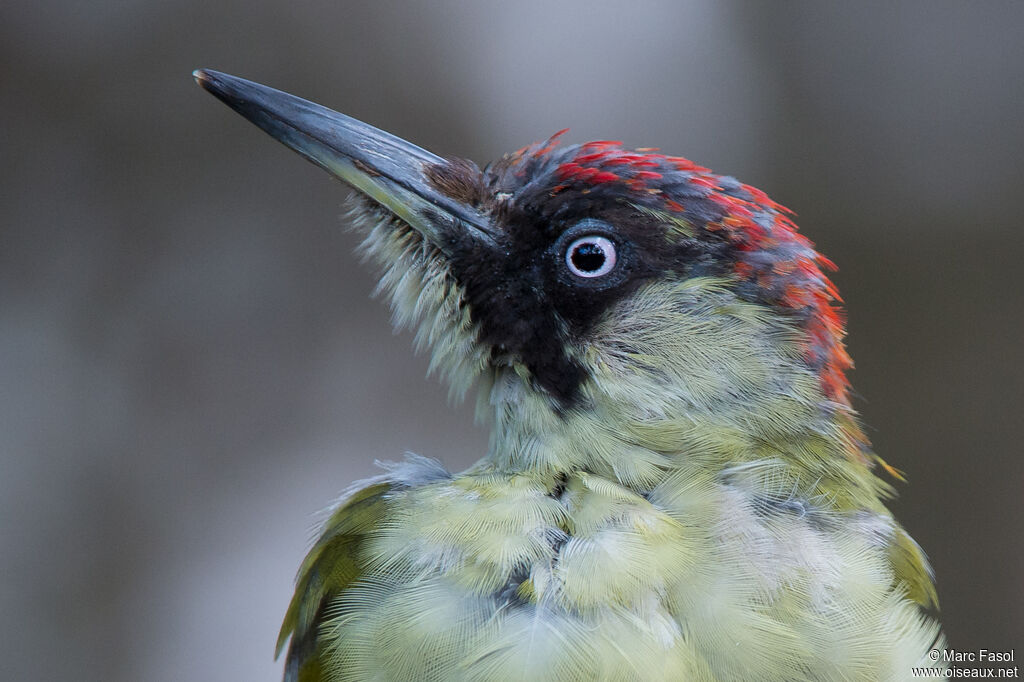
[571,242,606,272]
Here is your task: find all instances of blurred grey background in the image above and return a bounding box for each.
[2,1,1022,679]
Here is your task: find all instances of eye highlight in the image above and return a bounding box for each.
[565,235,617,278]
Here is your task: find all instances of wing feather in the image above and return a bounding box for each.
[277,481,391,682]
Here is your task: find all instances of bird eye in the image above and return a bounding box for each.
[565,235,617,278]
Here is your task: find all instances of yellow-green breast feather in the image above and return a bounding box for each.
[280,453,941,681]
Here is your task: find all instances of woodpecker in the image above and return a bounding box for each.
[195,70,943,682]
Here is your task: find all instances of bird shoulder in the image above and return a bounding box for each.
[277,455,452,682]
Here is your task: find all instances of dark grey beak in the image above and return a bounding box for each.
[193,69,493,247]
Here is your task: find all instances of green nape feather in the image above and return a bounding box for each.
[273,277,943,682]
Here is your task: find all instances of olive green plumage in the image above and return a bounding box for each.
[277,277,941,681]
[191,70,943,682]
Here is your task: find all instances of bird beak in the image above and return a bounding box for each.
[193,69,494,249]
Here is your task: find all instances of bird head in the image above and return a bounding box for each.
[196,70,883,490]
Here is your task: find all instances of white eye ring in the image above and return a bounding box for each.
[565,235,617,278]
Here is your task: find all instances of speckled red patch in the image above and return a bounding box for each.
[512,137,855,406]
